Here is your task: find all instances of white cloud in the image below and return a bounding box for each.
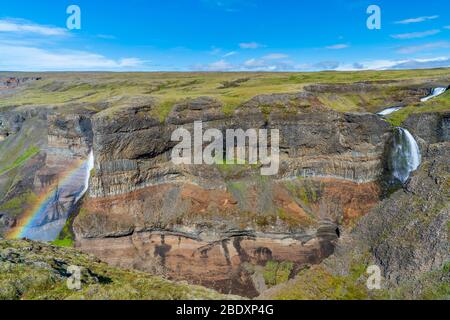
[0,44,146,71]
[193,57,295,72]
[198,59,234,71]
[263,53,289,60]
[0,17,149,71]
[326,44,349,50]
[222,51,237,57]
[0,19,68,36]
[192,55,450,72]
[391,29,441,39]
[395,15,439,24]
[239,42,264,49]
[389,57,450,69]
[244,58,267,68]
[396,41,450,54]
[337,57,449,71]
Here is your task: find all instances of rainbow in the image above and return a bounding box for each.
[6,156,90,240]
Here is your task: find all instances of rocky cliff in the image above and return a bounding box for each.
[259,115,449,300]
[71,93,393,296]
[0,107,94,241]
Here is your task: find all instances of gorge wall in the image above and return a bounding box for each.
[73,94,392,296]
[0,107,94,240]
[260,120,449,299]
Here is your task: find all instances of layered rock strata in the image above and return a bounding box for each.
[74,95,391,296]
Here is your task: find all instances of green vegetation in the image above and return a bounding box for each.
[392,262,450,300]
[217,159,259,179]
[227,181,247,194]
[0,191,37,217]
[284,179,322,207]
[263,260,294,288]
[1,70,449,116]
[255,215,276,228]
[386,89,450,127]
[0,239,239,300]
[277,209,305,228]
[50,238,74,248]
[266,259,388,300]
[152,99,176,122]
[0,145,40,175]
[51,210,77,248]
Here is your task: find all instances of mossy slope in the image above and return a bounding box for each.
[0,239,242,300]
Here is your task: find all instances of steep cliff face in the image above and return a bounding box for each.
[0,108,94,241]
[403,112,450,146]
[73,94,391,296]
[88,95,390,199]
[24,113,93,240]
[0,109,48,235]
[259,114,449,300]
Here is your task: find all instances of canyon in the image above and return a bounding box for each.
[0,72,449,298]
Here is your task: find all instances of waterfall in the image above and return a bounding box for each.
[377,106,403,116]
[420,87,447,102]
[15,150,96,241]
[388,128,421,184]
[77,150,94,201]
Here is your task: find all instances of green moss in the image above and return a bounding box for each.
[269,266,365,300]
[217,160,258,179]
[385,106,415,127]
[0,239,238,300]
[152,99,175,123]
[52,201,80,248]
[228,181,247,194]
[0,191,37,217]
[386,90,450,126]
[0,145,40,175]
[263,261,294,288]
[255,215,276,228]
[3,69,448,113]
[392,262,450,300]
[277,208,305,228]
[50,238,74,247]
[317,94,361,112]
[284,180,321,206]
[222,101,240,116]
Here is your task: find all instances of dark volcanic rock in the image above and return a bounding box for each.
[403,112,450,145]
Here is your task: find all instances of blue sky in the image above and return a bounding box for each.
[0,0,449,71]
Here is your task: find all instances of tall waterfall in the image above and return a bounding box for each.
[420,87,447,102]
[77,150,94,202]
[388,128,421,184]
